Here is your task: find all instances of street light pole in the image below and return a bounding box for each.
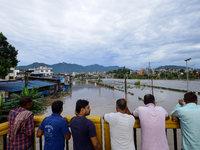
[185,58,191,92]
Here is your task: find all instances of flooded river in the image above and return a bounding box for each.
[36,79,200,116]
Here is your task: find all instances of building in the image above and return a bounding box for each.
[29,65,53,77]
[0,67,19,81]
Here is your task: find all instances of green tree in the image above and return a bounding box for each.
[193,70,197,74]
[167,73,174,79]
[180,69,185,73]
[0,32,19,78]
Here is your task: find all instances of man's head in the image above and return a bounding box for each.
[52,101,63,114]
[184,92,198,104]
[76,99,91,116]
[144,94,155,105]
[20,96,33,109]
[116,98,126,112]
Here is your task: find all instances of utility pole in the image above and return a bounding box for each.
[25,70,28,88]
[185,58,191,92]
[149,62,153,95]
[123,66,127,94]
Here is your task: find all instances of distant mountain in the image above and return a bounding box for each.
[17,62,122,74]
[155,65,187,70]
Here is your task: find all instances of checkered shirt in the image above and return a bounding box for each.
[7,107,34,150]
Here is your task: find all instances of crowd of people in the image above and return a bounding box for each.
[6,92,200,150]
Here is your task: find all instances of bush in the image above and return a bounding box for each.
[167,73,174,79]
[189,75,196,79]
[134,81,140,85]
[0,87,47,118]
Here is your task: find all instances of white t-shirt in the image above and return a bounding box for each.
[104,112,135,150]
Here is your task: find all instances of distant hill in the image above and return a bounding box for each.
[155,65,187,70]
[17,62,123,74]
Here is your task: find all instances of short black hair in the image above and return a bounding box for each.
[184,92,197,103]
[144,94,155,104]
[52,101,63,114]
[116,98,126,110]
[20,96,32,107]
[76,99,89,114]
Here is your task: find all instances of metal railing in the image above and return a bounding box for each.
[0,116,180,150]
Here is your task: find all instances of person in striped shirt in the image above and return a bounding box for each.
[7,96,34,150]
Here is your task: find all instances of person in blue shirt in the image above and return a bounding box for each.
[171,92,200,150]
[36,101,71,150]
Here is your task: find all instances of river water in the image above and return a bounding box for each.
[36,79,200,117]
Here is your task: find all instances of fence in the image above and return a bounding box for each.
[0,116,180,150]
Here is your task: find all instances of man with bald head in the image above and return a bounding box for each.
[104,98,135,150]
[127,94,170,150]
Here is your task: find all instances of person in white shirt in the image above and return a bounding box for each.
[103,98,135,150]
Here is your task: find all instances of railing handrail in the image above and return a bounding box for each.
[0,116,180,136]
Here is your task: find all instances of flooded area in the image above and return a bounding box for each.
[36,79,200,116]
[2,79,200,150]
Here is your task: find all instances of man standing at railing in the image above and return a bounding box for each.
[126,94,170,150]
[171,92,200,150]
[7,96,34,150]
[36,101,71,150]
[70,99,102,150]
[103,98,135,150]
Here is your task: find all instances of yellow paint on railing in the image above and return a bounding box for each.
[0,122,8,136]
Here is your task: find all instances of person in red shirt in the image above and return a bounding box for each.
[7,96,34,150]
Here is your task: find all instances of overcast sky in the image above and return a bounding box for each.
[1,0,200,69]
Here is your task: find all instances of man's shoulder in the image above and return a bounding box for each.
[9,108,20,115]
[155,105,166,110]
[104,112,115,116]
[135,106,146,110]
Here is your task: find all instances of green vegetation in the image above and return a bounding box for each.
[94,79,103,82]
[0,32,19,78]
[134,81,140,85]
[0,87,46,118]
[75,74,86,78]
[108,68,130,79]
[167,73,174,79]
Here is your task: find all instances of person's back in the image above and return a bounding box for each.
[104,112,135,150]
[7,96,34,150]
[171,92,200,150]
[40,114,70,149]
[132,94,169,150]
[104,98,135,150]
[37,101,71,150]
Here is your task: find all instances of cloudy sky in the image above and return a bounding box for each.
[1,0,200,69]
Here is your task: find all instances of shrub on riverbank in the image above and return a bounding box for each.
[0,87,46,118]
[134,81,140,85]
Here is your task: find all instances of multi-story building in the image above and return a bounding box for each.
[29,65,53,77]
[0,67,19,81]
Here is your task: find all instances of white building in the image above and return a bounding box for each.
[29,65,53,77]
[0,67,19,81]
